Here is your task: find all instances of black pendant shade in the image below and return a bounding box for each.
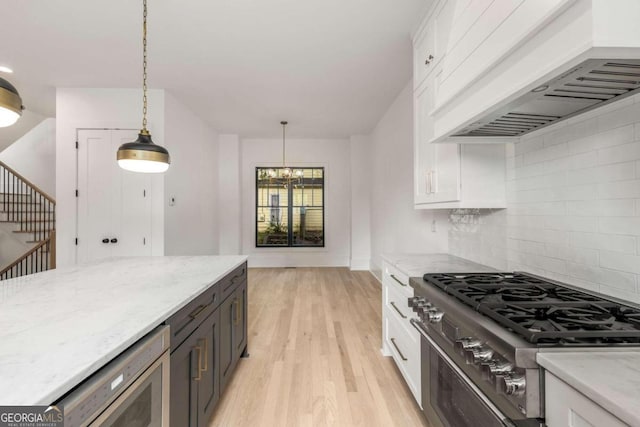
[117,131,170,173]
[0,77,24,127]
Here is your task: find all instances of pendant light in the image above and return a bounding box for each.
[280,121,291,179]
[0,77,24,128]
[117,0,170,173]
[279,121,303,180]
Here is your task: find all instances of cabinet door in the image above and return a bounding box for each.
[415,74,462,206]
[414,80,436,205]
[197,309,221,427]
[233,280,248,361]
[170,331,201,427]
[430,143,461,203]
[219,293,235,393]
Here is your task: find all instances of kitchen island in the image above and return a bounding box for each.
[0,255,247,406]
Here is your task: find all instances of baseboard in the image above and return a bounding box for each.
[247,254,350,268]
[349,258,370,271]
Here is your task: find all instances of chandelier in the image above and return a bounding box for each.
[264,121,302,184]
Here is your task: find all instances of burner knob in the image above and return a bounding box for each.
[501,374,526,397]
[465,347,494,365]
[454,338,482,356]
[426,309,444,323]
[480,360,514,380]
[407,297,425,308]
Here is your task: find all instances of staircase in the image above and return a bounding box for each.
[0,160,55,280]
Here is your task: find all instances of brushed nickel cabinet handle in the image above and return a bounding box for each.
[390,301,407,319]
[390,274,407,287]
[189,304,207,319]
[390,338,408,361]
[234,299,240,326]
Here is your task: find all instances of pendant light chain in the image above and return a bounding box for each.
[141,0,149,133]
[282,121,286,167]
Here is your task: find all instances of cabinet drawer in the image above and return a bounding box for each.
[220,263,247,303]
[382,262,413,297]
[545,372,627,427]
[385,281,415,334]
[166,283,220,351]
[384,307,421,405]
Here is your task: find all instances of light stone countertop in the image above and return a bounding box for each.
[0,255,247,405]
[538,351,640,426]
[381,253,498,277]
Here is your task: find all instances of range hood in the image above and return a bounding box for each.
[452,59,640,138]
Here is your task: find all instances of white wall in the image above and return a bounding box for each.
[56,88,165,267]
[163,93,219,255]
[350,135,371,270]
[218,134,242,255]
[240,137,351,267]
[450,93,640,303]
[0,118,56,197]
[369,81,449,278]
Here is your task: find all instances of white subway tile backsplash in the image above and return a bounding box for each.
[566,162,635,186]
[567,262,637,292]
[515,172,567,191]
[599,251,640,275]
[568,151,599,170]
[598,180,640,200]
[569,232,636,254]
[599,217,640,236]
[449,92,640,303]
[515,137,544,156]
[568,125,633,155]
[567,200,635,217]
[598,142,640,166]
[544,244,598,266]
[508,201,566,216]
[544,215,597,232]
[596,101,640,132]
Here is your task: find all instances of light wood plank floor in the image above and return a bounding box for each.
[209,267,429,427]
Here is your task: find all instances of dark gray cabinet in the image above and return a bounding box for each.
[167,262,247,427]
[220,279,247,393]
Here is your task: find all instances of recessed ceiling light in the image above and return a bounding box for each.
[0,66,13,74]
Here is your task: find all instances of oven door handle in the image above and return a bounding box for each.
[410,319,516,427]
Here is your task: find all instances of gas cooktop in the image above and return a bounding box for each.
[422,272,640,346]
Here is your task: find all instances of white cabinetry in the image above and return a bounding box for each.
[420,0,640,142]
[545,372,627,427]
[413,25,506,209]
[381,261,421,407]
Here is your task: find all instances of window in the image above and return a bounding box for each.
[256,167,324,247]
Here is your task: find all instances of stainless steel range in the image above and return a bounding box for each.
[408,272,640,427]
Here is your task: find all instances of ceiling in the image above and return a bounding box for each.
[0,0,429,139]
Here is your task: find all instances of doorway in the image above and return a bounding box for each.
[76,129,156,263]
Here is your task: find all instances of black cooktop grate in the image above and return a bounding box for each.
[422,272,640,346]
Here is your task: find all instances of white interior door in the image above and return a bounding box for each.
[77,129,153,263]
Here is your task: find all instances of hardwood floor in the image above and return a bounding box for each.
[208,267,429,427]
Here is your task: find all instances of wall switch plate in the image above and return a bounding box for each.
[169,196,176,206]
[431,219,437,232]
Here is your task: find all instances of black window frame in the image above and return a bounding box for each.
[255,166,325,248]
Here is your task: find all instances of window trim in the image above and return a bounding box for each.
[255,166,325,248]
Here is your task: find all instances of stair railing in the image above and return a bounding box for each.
[0,231,56,280]
[0,161,56,279]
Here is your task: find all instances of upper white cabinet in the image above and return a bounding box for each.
[413,2,507,209]
[416,0,640,143]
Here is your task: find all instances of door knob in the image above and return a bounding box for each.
[110,238,118,243]
[102,238,109,244]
